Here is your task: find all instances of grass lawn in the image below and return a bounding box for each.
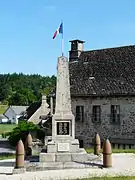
[0,105,8,114]
[0,154,15,160]
[0,124,17,134]
[75,177,135,180]
[85,148,135,154]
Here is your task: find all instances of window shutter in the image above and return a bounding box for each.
[110,105,120,124]
[92,105,101,123]
[75,106,84,122]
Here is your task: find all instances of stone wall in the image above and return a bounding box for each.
[71,96,135,148]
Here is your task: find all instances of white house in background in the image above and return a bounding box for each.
[3,106,28,124]
[0,114,8,124]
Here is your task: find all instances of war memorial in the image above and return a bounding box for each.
[1,56,135,179]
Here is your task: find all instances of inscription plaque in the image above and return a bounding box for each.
[58,143,70,152]
[57,122,69,135]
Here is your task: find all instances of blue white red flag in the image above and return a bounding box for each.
[53,22,63,39]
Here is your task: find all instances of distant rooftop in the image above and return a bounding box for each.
[10,106,28,115]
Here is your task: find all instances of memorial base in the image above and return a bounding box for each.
[26,160,101,172]
[26,153,102,172]
[40,150,88,163]
[40,139,88,163]
[47,139,80,153]
[12,167,26,174]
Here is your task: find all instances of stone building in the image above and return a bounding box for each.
[51,39,135,149]
[27,95,50,124]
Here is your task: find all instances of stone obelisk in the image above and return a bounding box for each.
[52,56,75,140]
[55,56,72,115]
[40,56,88,163]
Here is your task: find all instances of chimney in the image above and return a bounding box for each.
[69,39,85,62]
[41,95,49,109]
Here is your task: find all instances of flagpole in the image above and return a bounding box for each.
[61,33,64,56]
[61,21,64,56]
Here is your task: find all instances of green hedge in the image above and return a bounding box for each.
[75,177,135,180]
[85,148,135,154]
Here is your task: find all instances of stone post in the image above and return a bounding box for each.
[94,133,101,155]
[103,139,112,168]
[25,133,32,156]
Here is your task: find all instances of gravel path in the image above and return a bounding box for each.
[0,154,135,179]
[0,147,15,153]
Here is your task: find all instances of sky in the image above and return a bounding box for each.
[0,0,135,76]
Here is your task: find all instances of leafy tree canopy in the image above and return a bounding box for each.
[0,73,56,105]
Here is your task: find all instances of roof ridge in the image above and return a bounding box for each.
[83,44,135,53]
[70,43,135,96]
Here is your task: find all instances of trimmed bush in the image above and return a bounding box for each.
[8,120,39,146]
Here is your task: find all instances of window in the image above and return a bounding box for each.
[110,105,120,124]
[92,105,101,123]
[75,106,84,122]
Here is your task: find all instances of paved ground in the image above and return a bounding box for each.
[0,154,135,179]
[0,139,15,154]
[0,147,15,154]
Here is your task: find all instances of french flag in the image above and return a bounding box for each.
[53,22,63,39]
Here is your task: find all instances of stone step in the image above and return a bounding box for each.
[40,151,88,162]
[25,161,102,172]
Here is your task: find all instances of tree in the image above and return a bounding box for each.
[41,86,54,96]
[0,84,11,101]
[8,88,37,105]
[0,73,56,105]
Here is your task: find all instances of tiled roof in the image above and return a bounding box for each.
[11,106,29,115]
[69,45,135,96]
[25,102,41,119]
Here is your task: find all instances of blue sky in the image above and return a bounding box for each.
[0,0,135,76]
